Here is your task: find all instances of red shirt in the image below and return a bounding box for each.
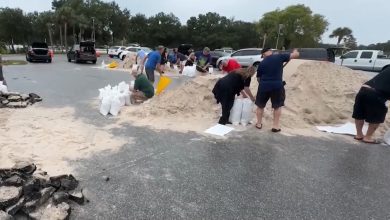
[222,59,241,73]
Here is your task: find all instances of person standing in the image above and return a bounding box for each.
[212,66,256,125]
[353,67,390,144]
[141,46,164,83]
[255,48,299,132]
[195,47,212,73]
[136,48,146,65]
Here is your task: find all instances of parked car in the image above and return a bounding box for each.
[178,44,193,56]
[216,48,263,70]
[210,51,230,67]
[67,41,97,64]
[119,46,140,60]
[215,47,234,54]
[26,42,51,63]
[276,48,336,63]
[108,46,126,58]
[335,50,390,72]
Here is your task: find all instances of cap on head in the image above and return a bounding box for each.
[157,45,165,51]
[261,48,271,54]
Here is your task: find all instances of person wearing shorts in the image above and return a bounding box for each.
[141,46,164,83]
[352,67,390,144]
[255,48,299,132]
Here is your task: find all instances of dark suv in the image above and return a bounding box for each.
[67,41,97,64]
[26,42,51,63]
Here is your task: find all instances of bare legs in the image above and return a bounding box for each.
[256,107,282,130]
[355,119,380,142]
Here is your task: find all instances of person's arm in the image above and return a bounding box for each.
[141,54,149,67]
[241,87,255,102]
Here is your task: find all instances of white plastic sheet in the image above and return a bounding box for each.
[316,122,368,136]
[240,98,253,126]
[0,81,8,93]
[384,130,390,146]
[205,124,234,136]
[229,98,243,126]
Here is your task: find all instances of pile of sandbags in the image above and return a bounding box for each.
[182,66,197,77]
[98,81,132,116]
[229,98,254,126]
[0,162,85,220]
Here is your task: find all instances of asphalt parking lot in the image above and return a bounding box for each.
[2,54,390,219]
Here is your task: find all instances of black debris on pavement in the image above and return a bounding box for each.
[0,92,42,108]
[0,162,85,220]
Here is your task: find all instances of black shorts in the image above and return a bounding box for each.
[255,87,285,109]
[352,87,388,124]
[145,68,155,82]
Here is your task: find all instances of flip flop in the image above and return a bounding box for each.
[255,124,262,129]
[362,139,381,144]
[354,136,364,141]
[271,128,281,133]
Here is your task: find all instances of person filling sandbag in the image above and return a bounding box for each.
[255,48,299,132]
[212,66,256,125]
[141,45,164,83]
[185,52,196,66]
[353,67,390,144]
[195,47,212,73]
[130,69,155,104]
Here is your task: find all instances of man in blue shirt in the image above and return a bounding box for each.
[195,47,212,73]
[255,48,299,132]
[141,46,164,83]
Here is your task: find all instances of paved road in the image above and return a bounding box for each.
[3,55,390,219]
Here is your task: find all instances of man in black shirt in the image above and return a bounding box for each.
[353,67,390,144]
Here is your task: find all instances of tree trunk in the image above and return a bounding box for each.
[59,25,63,52]
[47,25,54,48]
[262,33,267,48]
[73,24,76,43]
[64,22,68,52]
[10,38,15,54]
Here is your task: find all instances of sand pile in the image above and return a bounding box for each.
[120,60,389,135]
[0,107,127,175]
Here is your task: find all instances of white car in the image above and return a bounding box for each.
[335,50,390,72]
[108,46,127,58]
[216,48,263,70]
[120,47,152,61]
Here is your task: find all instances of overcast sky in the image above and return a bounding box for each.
[0,0,388,45]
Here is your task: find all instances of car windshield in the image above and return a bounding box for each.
[110,46,119,50]
[32,42,48,48]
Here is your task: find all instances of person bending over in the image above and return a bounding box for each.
[255,48,299,132]
[130,69,155,104]
[185,53,196,66]
[195,47,212,73]
[212,66,256,125]
[353,67,390,144]
[141,46,164,83]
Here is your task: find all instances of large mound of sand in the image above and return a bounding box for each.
[120,60,389,135]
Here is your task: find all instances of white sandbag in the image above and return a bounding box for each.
[182,66,197,77]
[384,130,390,146]
[130,80,135,91]
[118,81,127,92]
[109,95,121,116]
[99,96,112,116]
[241,98,253,126]
[0,81,8,93]
[125,91,131,106]
[229,98,244,126]
[118,92,126,107]
[208,67,214,74]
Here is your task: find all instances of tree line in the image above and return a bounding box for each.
[1,0,379,53]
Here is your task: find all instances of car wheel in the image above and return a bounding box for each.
[121,55,126,61]
[117,52,122,58]
[109,55,113,58]
[48,59,52,63]
[92,60,97,64]
[68,58,71,62]
[26,56,30,62]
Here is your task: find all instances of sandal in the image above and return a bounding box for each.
[255,124,262,129]
[354,136,364,141]
[362,139,381,144]
[271,128,281,133]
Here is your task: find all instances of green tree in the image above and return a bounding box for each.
[257,5,328,49]
[147,12,182,47]
[0,8,30,52]
[329,27,353,45]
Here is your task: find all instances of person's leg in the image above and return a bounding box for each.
[219,96,234,125]
[355,119,365,139]
[131,91,148,104]
[256,107,264,127]
[145,69,155,83]
[364,123,380,142]
[255,90,268,128]
[273,108,282,130]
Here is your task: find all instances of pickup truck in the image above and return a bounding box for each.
[335,50,390,72]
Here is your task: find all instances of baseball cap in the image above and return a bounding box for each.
[261,48,271,54]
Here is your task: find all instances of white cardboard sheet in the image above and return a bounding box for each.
[205,124,234,136]
[316,122,368,136]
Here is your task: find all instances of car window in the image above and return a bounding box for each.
[128,48,137,52]
[231,51,243,57]
[121,47,126,50]
[110,46,119,50]
[343,51,359,59]
[240,50,261,56]
[360,52,373,59]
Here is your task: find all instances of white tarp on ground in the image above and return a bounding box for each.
[384,130,390,145]
[205,124,234,136]
[316,122,368,136]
